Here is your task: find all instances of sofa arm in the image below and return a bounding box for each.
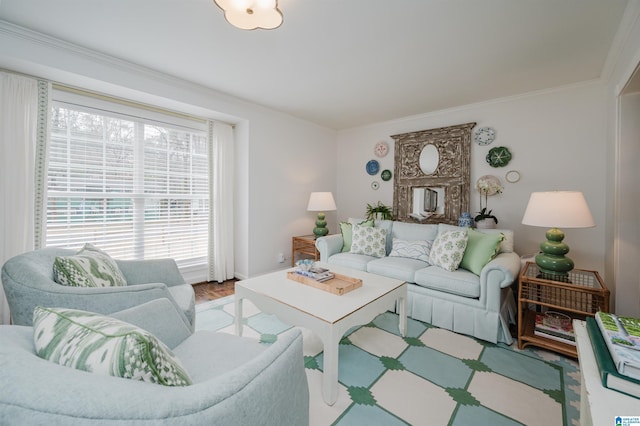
[482,252,520,288]
[315,234,344,262]
[116,258,185,287]
[479,252,521,312]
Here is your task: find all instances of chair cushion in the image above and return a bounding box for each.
[350,224,387,258]
[32,306,192,386]
[460,229,504,275]
[53,243,127,287]
[429,229,468,272]
[389,238,433,263]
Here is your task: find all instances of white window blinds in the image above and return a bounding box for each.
[46,89,209,269]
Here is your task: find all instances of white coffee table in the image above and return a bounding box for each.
[234,263,407,405]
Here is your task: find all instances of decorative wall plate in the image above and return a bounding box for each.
[381,169,392,181]
[371,181,380,190]
[374,141,389,158]
[505,170,520,183]
[366,159,380,175]
[474,127,495,145]
[486,146,512,167]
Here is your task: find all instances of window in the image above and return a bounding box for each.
[45,90,209,270]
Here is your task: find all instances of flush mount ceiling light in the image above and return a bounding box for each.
[213,0,283,30]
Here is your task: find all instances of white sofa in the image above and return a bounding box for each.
[315,219,520,344]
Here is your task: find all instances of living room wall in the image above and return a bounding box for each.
[0,21,337,281]
[335,82,608,275]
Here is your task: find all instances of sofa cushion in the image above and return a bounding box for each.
[340,219,374,252]
[327,252,374,271]
[32,306,192,386]
[53,243,127,288]
[366,256,427,282]
[414,266,481,298]
[350,224,387,257]
[392,221,438,242]
[460,229,504,275]
[389,238,432,263]
[429,229,468,272]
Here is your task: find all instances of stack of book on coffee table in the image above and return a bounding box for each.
[293,265,334,282]
[585,311,640,399]
[534,312,576,346]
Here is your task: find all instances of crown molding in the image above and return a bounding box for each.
[0,19,244,106]
[601,1,640,86]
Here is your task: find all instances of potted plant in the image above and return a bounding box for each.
[365,201,393,221]
[474,177,503,228]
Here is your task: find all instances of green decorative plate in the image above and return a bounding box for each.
[381,169,392,181]
[486,146,512,168]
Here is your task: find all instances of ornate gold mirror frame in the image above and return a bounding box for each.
[391,122,475,224]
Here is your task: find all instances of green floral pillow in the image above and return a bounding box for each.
[350,224,387,257]
[429,229,469,272]
[53,243,127,287]
[340,219,374,252]
[33,306,192,386]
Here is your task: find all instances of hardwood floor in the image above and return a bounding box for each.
[193,279,236,304]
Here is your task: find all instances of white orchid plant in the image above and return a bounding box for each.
[474,177,504,224]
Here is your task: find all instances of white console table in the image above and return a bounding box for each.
[574,320,640,425]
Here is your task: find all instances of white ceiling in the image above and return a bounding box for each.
[0,0,629,130]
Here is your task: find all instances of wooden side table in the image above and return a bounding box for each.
[291,235,319,267]
[517,262,609,358]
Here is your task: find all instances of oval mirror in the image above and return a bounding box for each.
[419,144,439,175]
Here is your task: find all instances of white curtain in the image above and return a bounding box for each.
[0,73,39,324]
[208,121,235,282]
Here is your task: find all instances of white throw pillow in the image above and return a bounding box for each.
[389,239,432,263]
[350,224,387,258]
[429,229,469,271]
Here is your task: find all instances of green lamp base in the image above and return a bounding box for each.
[535,227,574,277]
[313,212,328,239]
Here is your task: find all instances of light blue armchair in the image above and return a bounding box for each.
[2,247,195,330]
[0,298,309,424]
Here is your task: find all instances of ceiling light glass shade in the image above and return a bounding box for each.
[521,191,595,277]
[213,0,283,30]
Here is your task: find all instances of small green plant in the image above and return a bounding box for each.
[365,202,393,220]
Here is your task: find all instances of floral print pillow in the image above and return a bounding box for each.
[428,229,469,272]
[350,224,387,258]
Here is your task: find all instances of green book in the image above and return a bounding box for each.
[586,317,640,399]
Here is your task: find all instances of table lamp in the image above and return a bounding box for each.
[307,192,337,238]
[521,191,595,277]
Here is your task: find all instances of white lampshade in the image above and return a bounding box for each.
[522,191,595,228]
[307,192,337,212]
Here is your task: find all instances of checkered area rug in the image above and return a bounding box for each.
[196,296,580,426]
